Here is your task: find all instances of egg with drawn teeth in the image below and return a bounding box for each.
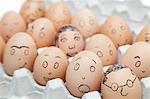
[101,64,142,99]
[3,32,37,76]
[66,50,103,98]
[100,16,132,48]
[33,47,68,85]
[57,24,85,57]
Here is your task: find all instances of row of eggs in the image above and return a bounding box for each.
[0,0,150,98]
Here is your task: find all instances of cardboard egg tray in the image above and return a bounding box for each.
[0,0,150,98]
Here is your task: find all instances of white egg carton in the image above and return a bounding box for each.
[0,0,150,99]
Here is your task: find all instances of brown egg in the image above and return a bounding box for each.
[100,16,132,48]
[27,18,56,48]
[101,64,141,99]
[0,36,5,63]
[20,0,45,24]
[46,2,71,31]
[136,24,150,43]
[120,42,150,79]
[71,8,100,38]
[0,11,26,42]
[66,50,103,98]
[85,34,117,66]
[33,47,68,85]
[3,32,37,76]
[57,24,85,57]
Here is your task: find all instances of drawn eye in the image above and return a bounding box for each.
[109,50,113,56]
[74,63,80,71]
[74,36,80,41]
[120,25,125,31]
[39,32,45,38]
[135,61,141,67]
[111,83,119,91]
[24,49,29,56]
[97,50,103,57]
[111,28,116,34]
[60,37,67,43]
[79,20,84,27]
[90,66,95,72]
[10,49,15,55]
[126,79,133,87]
[42,61,48,68]
[54,62,59,69]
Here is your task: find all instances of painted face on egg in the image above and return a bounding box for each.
[57,25,85,57]
[72,8,100,38]
[3,33,37,75]
[136,25,150,43]
[46,2,71,30]
[120,42,150,79]
[0,11,26,42]
[100,16,132,48]
[33,47,68,85]
[20,0,45,24]
[101,64,141,99]
[66,51,103,98]
[27,18,56,48]
[85,34,117,66]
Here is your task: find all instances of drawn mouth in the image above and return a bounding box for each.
[67,52,77,57]
[19,62,27,68]
[68,45,75,49]
[120,88,128,96]
[142,70,146,73]
[43,77,51,82]
[78,84,90,94]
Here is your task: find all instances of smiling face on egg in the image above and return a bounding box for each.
[3,32,37,75]
[57,25,85,57]
[72,8,100,38]
[101,64,141,99]
[27,18,56,48]
[33,47,68,85]
[66,51,103,97]
[120,42,150,78]
[85,34,117,66]
[100,16,132,48]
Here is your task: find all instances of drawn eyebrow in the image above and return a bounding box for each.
[55,56,61,58]
[108,44,111,48]
[95,46,100,48]
[40,27,45,31]
[44,54,49,56]
[11,46,29,49]
[60,34,67,38]
[75,57,81,61]
[74,33,79,36]
[92,59,96,64]
[134,56,140,59]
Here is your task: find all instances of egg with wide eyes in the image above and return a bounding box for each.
[66,50,103,98]
[46,2,71,31]
[57,24,85,57]
[27,18,56,48]
[71,8,100,38]
[136,24,150,43]
[3,32,37,76]
[0,36,5,63]
[33,47,68,85]
[85,34,117,66]
[100,16,132,48]
[20,0,45,24]
[0,11,26,42]
[120,42,150,79]
[101,64,141,99]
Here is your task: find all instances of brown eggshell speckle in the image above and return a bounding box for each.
[33,47,68,85]
[0,36,5,63]
[72,8,100,38]
[120,42,150,79]
[3,32,37,76]
[0,11,26,42]
[66,50,103,98]
[100,16,132,48]
[27,18,56,48]
[136,24,150,43]
[57,24,85,57]
[20,0,45,24]
[85,34,117,66]
[46,2,71,31]
[101,64,142,99]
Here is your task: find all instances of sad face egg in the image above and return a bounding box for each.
[66,51,103,97]
[3,32,37,75]
[101,64,141,99]
[120,42,150,78]
[33,47,68,85]
[85,34,117,66]
[100,16,132,48]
